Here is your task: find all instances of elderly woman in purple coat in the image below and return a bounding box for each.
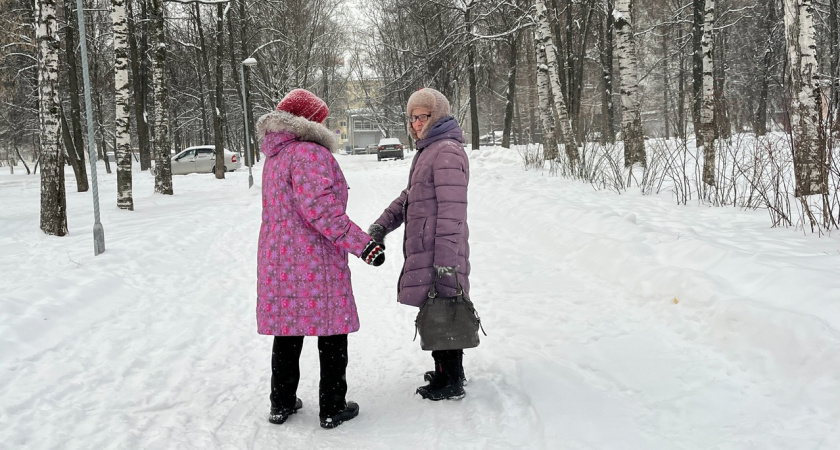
[368,88,471,401]
[256,88,385,428]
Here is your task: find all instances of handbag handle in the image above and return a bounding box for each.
[427,271,464,299]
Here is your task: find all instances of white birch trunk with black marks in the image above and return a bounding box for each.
[699,0,716,186]
[151,0,172,194]
[535,0,579,168]
[213,3,225,179]
[112,0,134,209]
[36,0,67,236]
[613,0,646,168]
[535,40,558,160]
[783,0,826,196]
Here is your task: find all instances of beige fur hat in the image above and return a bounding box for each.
[406,88,451,140]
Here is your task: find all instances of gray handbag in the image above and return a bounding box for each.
[414,274,485,351]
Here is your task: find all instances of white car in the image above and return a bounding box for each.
[171,146,242,175]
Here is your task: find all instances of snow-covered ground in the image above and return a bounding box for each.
[2,148,839,449]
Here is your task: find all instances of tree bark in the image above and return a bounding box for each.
[698,0,716,187]
[151,0,172,194]
[614,0,646,168]
[128,0,152,171]
[692,0,705,147]
[213,3,225,179]
[193,4,211,145]
[535,39,559,161]
[599,0,616,144]
[238,0,257,163]
[466,3,480,150]
[783,0,827,196]
[829,0,839,131]
[62,0,89,192]
[37,0,68,236]
[59,103,82,185]
[112,0,134,209]
[713,29,730,140]
[536,0,579,168]
[502,32,518,149]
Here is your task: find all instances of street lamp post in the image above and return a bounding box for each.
[239,57,257,188]
[76,0,105,255]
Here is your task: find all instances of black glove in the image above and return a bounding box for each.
[361,240,385,266]
[368,224,386,244]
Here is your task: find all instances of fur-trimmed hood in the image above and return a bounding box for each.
[256,110,338,154]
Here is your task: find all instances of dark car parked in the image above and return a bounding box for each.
[377,138,404,161]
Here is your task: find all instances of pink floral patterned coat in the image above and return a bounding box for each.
[255,111,370,336]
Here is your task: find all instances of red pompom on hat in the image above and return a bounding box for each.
[276,88,329,123]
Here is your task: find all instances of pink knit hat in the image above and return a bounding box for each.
[276,88,329,123]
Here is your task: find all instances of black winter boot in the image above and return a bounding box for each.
[268,397,303,424]
[320,401,360,429]
[417,351,465,401]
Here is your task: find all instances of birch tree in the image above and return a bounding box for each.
[112,0,133,209]
[783,0,826,197]
[61,0,89,192]
[150,0,172,194]
[36,0,67,236]
[535,39,559,160]
[613,0,645,168]
[698,0,716,186]
[212,2,225,178]
[535,0,579,169]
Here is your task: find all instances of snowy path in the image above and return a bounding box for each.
[2,150,839,449]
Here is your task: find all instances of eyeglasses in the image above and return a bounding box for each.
[409,114,431,124]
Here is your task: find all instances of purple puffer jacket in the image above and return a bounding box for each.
[375,116,470,307]
[256,111,370,336]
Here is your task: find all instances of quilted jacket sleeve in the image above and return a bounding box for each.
[289,144,370,256]
[375,188,408,234]
[432,143,468,269]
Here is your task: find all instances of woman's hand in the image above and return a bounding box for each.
[361,240,385,266]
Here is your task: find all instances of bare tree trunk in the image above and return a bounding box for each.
[128,0,151,171]
[238,0,257,163]
[699,0,716,186]
[151,0,172,194]
[831,0,838,128]
[15,147,31,175]
[193,4,211,145]
[112,0,134,209]
[599,0,616,144]
[677,21,687,140]
[59,103,82,183]
[212,3,225,179]
[502,32,518,149]
[62,0,89,192]
[535,38,559,160]
[536,0,579,169]
[662,32,670,139]
[37,0,68,236]
[783,0,827,196]
[466,3,480,150]
[614,0,646,168]
[713,30,730,140]
[692,0,704,147]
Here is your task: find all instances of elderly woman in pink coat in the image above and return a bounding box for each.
[255,88,384,429]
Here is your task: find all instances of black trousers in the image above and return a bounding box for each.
[431,349,464,382]
[270,334,348,418]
